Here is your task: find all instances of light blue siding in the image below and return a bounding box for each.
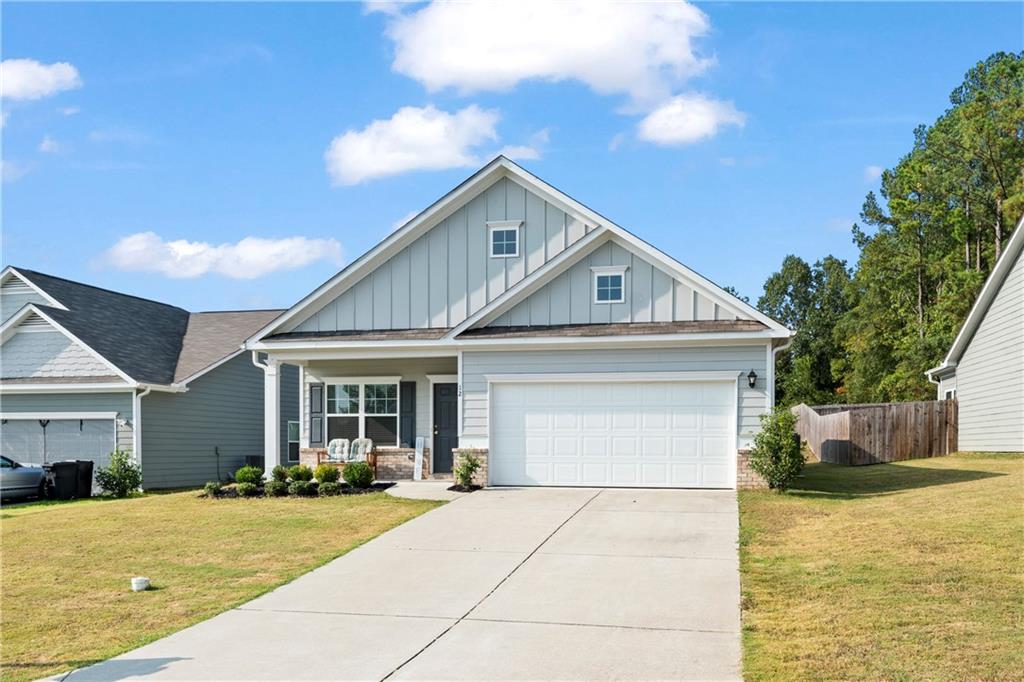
[1,277,50,323]
[140,354,299,488]
[293,177,596,332]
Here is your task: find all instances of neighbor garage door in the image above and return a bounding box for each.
[0,418,116,471]
[490,380,735,488]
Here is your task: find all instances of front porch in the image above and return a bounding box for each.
[261,353,475,483]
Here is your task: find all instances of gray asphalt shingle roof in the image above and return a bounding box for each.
[13,268,281,386]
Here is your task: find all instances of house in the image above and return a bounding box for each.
[0,267,300,488]
[927,216,1024,452]
[245,157,793,489]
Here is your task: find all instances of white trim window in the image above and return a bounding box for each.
[592,266,627,304]
[326,382,400,447]
[488,220,521,258]
[287,421,300,462]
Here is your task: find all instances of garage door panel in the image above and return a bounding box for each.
[0,419,116,481]
[491,381,735,489]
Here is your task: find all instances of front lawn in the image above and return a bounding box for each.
[740,453,1024,681]
[0,491,441,682]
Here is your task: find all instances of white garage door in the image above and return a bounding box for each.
[490,381,735,488]
[0,419,116,472]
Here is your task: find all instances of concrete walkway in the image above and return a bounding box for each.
[62,487,741,681]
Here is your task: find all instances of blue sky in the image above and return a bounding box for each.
[2,1,1021,312]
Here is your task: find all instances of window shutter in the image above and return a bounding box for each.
[309,383,325,446]
[399,381,416,447]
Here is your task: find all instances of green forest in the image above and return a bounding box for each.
[758,52,1024,407]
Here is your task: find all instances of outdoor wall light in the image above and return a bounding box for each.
[747,370,758,388]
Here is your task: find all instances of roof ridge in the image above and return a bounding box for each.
[12,266,188,313]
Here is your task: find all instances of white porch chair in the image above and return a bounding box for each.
[326,439,349,461]
[349,438,374,462]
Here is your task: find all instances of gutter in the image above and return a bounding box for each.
[769,336,794,408]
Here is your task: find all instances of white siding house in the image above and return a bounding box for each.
[927,217,1024,452]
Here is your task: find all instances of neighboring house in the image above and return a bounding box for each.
[245,157,793,489]
[0,267,299,488]
[927,216,1024,452]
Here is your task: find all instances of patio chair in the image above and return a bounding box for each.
[326,438,349,461]
[349,438,374,462]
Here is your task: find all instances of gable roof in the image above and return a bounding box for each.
[2,266,282,387]
[247,157,790,346]
[928,215,1024,378]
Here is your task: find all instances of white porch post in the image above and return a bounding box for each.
[263,357,281,479]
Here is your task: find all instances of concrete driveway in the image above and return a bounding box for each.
[63,487,740,681]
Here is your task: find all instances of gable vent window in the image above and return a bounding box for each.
[488,220,522,258]
[592,266,627,304]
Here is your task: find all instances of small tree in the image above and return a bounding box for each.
[454,452,481,488]
[749,408,804,491]
[95,449,143,498]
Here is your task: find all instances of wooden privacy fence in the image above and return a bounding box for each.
[792,400,958,465]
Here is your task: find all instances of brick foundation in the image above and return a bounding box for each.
[298,447,432,481]
[736,448,768,489]
[452,448,488,486]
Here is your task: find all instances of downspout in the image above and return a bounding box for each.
[769,337,794,409]
[133,386,152,482]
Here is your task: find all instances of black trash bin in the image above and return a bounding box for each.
[76,460,94,498]
[50,461,78,500]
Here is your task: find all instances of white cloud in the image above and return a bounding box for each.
[324,104,499,185]
[864,165,884,182]
[39,135,61,153]
[382,1,711,108]
[60,105,80,116]
[1,160,30,183]
[100,232,344,279]
[498,128,550,162]
[636,93,745,145]
[0,59,82,100]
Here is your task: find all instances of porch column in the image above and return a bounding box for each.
[263,357,281,479]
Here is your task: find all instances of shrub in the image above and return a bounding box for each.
[454,452,482,488]
[342,461,374,488]
[95,449,143,498]
[236,481,260,498]
[234,465,264,485]
[319,481,342,496]
[315,463,340,484]
[271,465,289,483]
[288,480,316,496]
[203,481,222,498]
[749,407,805,491]
[264,480,289,497]
[288,464,314,482]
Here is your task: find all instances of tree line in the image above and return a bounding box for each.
[758,52,1023,406]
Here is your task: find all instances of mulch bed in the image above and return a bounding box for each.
[204,481,395,499]
[447,484,482,493]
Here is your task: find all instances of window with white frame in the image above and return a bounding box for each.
[488,221,521,258]
[592,267,626,304]
[287,421,300,462]
[326,382,399,446]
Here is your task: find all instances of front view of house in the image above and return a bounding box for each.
[247,157,792,489]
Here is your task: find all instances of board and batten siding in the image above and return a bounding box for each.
[293,177,595,332]
[0,278,50,324]
[140,354,299,488]
[301,357,458,448]
[1,330,115,379]
[460,346,769,449]
[487,240,734,327]
[955,246,1024,451]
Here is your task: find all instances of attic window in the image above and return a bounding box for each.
[592,266,627,304]
[488,220,522,258]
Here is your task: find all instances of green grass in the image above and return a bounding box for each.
[739,453,1024,681]
[0,490,441,682]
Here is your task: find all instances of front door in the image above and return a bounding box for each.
[432,383,459,473]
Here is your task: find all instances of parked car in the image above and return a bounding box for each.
[0,456,47,501]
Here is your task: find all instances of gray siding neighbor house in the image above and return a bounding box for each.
[0,267,299,488]
[927,216,1024,453]
[245,157,793,489]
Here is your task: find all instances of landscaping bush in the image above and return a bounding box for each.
[271,465,289,483]
[342,461,374,488]
[454,452,482,488]
[288,480,316,496]
[264,480,288,497]
[319,481,342,496]
[234,465,264,485]
[95,449,142,498]
[288,464,314,482]
[315,463,340,484]
[203,481,222,498]
[749,407,804,491]
[236,482,260,498]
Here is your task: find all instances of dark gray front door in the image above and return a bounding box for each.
[433,383,458,474]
